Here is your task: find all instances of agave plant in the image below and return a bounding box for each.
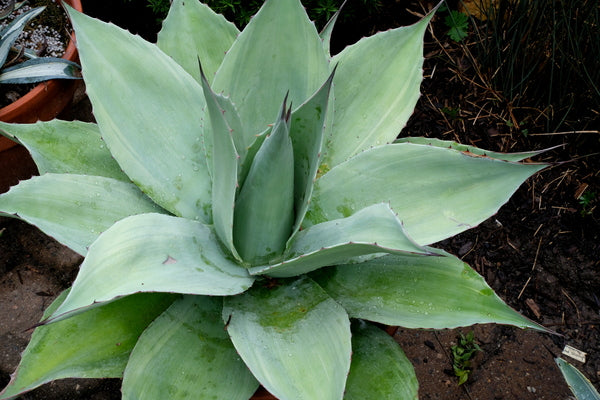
[0,0,79,84]
[0,1,550,399]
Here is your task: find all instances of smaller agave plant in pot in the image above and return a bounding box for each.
[0,0,81,192]
[0,0,79,86]
[0,0,552,399]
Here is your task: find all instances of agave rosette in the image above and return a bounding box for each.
[0,1,548,399]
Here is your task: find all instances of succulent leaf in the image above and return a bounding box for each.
[67,7,212,222]
[157,0,239,83]
[200,65,241,260]
[223,276,351,400]
[0,120,128,181]
[250,203,431,278]
[233,98,295,265]
[0,174,164,255]
[0,57,80,84]
[396,136,555,162]
[48,213,254,322]
[288,68,336,236]
[0,291,176,400]
[0,2,552,399]
[122,296,259,400]
[0,6,44,67]
[344,321,418,399]
[307,143,546,245]
[319,1,347,57]
[312,250,545,330]
[212,0,329,138]
[555,358,600,400]
[322,9,435,168]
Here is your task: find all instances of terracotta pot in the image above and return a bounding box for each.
[249,325,399,400]
[0,0,83,192]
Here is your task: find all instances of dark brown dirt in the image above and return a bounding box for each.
[1,1,599,399]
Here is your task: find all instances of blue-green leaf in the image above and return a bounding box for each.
[0,292,176,400]
[250,203,431,278]
[0,120,128,181]
[344,321,418,400]
[319,1,346,57]
[122,296,258,400]
[322,10,435,168]
[200,67,241,260]
[308,143,546,245]
[233,100,295,265]
[0,6,44,66]
[555,358,600,400]
[67,7,212,222]
[212,0,329,138]
[48,213,254,322]
[0,57,79,84]
[157,0,239,83]
[289,69,335,236]
[312,250,545,331]
[396,137,555,162]
[0,174,164,255]
[223,276,351,400]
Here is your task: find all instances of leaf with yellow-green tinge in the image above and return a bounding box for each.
[0,120,128,181]
[312,250,545,331]
[212,0,329,138]
[250,203,431,278]
[157,0,239,83]
[0,291,176,400]
[48,213,254,323]
[122,296,259,400]
[67,7,212,222]
[0,174,164,255]
[307,143,546,246]
[321,7,437,168]
[223,276,351,400]
[344,321,418,400]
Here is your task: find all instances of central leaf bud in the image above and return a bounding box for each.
[233,96,295,265]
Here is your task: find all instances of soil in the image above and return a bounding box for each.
[1,1,599,399]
